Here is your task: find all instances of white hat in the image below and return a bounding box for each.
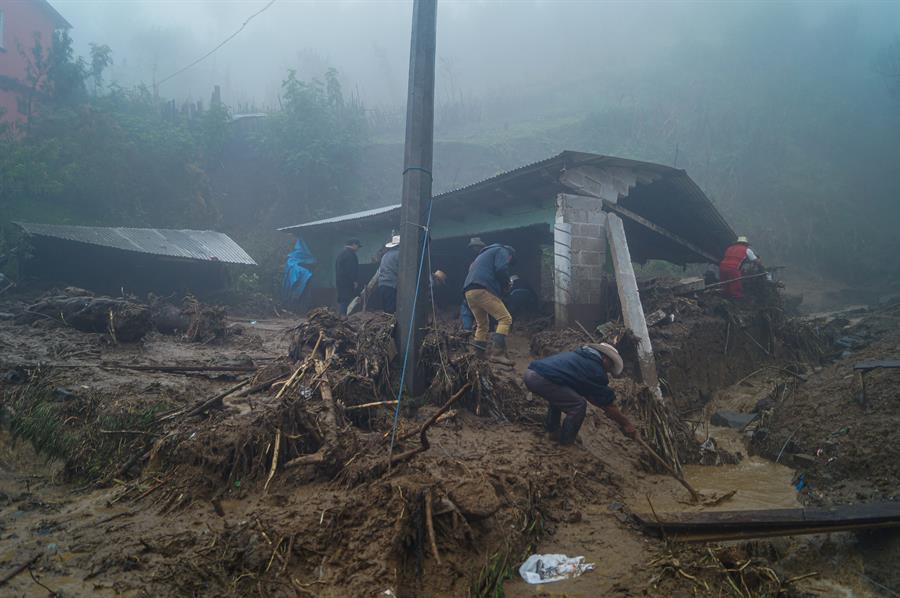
[385,235,400,248]
[587,342,624,376]
[736,235,749,244]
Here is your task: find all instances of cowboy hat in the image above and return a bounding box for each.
[385,235,400,248]
[587,342,624,376]
[468,237,486,248]
[736,235,749,244]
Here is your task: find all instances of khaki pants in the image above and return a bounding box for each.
[465,288,512,342]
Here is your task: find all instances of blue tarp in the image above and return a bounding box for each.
[282,238,316,300]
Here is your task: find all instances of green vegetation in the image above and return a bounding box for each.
[2,375,162,481]
[0,33,369,294]
[1,31,225,228]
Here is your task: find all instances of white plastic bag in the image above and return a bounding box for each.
[518,553,594,584]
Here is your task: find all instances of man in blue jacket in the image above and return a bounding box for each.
[523,343,637,445]
[464,243,516,364]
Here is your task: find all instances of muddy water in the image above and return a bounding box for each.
[648,425,801,513]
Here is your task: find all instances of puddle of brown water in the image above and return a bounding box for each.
[630,426,801,513]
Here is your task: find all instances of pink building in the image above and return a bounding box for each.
[0,0,70,130]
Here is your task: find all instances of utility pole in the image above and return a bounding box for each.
[396,0,437,397]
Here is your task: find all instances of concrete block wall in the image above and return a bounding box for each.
[554,193,609,325]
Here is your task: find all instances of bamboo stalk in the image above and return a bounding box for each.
[345,400,398,411]
[635,436,701,503]
[425,489,441,564]
[263,428,282,494]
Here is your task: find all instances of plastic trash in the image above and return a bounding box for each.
[518,554,594,584]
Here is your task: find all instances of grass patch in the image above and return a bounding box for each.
[1,374,162,481]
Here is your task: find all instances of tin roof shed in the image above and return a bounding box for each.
[17,222,257,266]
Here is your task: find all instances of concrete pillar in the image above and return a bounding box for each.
[607,213,663,400]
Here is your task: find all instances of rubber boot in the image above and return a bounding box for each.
[471,339,488,357]
[559,403,586,445]
[559,415,582,445]
[545,407,561,442]
[489,333,514,366]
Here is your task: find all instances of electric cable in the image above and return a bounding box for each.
[157,0,277,86]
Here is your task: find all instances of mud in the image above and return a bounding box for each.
[1,285,898,597]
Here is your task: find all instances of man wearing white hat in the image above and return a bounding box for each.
[375,235,401,313]
[523,343,636,445]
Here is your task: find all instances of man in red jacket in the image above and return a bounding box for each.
[719,236,761,299]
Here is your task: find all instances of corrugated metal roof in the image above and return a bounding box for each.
[278,151,690,232]
[278,204,400,231]
[17,222,257,266]
[276,150,735,263]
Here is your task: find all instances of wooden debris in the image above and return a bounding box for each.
[344,400,399,411]
[0,553,41,588]
[157,378,250,423]
[263,428,282,494]
[425,489,441,564]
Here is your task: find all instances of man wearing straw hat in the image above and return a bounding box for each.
[523,343,637,445]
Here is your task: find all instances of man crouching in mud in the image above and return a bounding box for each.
[523,343,637,445]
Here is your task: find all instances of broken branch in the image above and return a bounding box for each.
[425,489,441,564]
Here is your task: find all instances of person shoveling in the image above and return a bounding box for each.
[523,343,734,506]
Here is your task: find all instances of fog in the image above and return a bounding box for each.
[46,0,900,282]
[60,1,900,112]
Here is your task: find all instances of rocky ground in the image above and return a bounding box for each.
[0,285,898,597]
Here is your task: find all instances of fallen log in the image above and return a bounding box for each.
[18,296,152,341]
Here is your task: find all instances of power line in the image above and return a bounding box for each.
[157,0,277,87]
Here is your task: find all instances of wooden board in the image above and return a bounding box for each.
[636,501,900,541]
[601,199,719,264]
[854,359,900,371]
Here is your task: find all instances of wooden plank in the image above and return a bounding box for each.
[601,199,719,264]
[636,501,900,536]
[606,213,661,398]
[663,520,900,543]
[854,359,900,371]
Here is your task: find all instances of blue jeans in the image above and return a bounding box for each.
[460,300,474,331]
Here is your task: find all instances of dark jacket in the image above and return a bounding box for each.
[527,347,616,407]
[377,247,400,288]
[335,247,359,301]
[463,244,515,296]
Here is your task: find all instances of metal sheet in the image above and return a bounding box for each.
[17,222,257,265]
[276,150,736,264]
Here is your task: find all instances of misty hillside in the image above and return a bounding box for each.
[1,0,898,292]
